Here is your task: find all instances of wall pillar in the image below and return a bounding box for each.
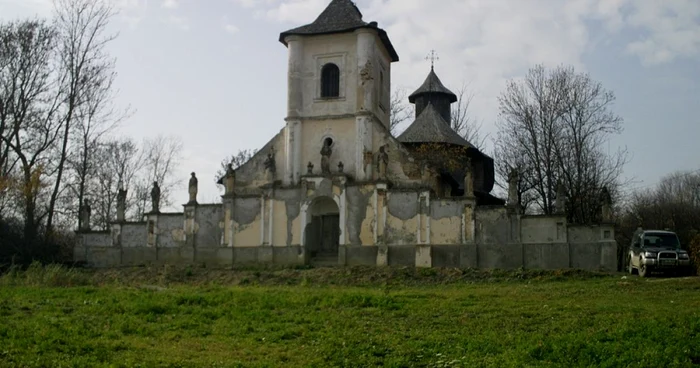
[355,29,375,113]
[285,120,302,185]
[183,205,196,248]
[355,115,373,180]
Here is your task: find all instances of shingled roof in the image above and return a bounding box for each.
[397,103,472,146]
[279,0,399,62]
[408,67,458,103]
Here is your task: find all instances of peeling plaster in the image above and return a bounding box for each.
[387,192,419,220]
[345,186,373,246]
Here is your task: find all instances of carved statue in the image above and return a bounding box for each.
[463,157,473,197]
[555,181,567,215]
[507,169,519,210]
[79,199,91,231]
[264,148,276,179]
[188,172,198,204]
[320,138,333,175]
[117,186,127,222]
[377,145,389,180]
[224,164,235,195]
[150,181,161,213]
[307,162,314,175]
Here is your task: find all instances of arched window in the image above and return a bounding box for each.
[321,63,340,98]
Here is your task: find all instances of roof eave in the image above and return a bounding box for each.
[279,25,399,62]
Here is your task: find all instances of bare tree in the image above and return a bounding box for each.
[132,135,183,218]
[451,82,487,150]
[495,65,627,223]
[0,19,62,242]
[618,170,700,271]
[389,87,413,136]
[216,148,257,185]
[46,0,118,232]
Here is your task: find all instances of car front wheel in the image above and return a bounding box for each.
[639,261,648,278]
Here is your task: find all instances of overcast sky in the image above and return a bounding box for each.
[1,0,698,209]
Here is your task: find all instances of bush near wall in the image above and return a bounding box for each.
[0,219,75,269]
[688,234,700,275]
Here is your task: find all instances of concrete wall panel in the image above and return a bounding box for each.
[523,243,569,270]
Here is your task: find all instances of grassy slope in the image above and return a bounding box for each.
[0,266,699,367]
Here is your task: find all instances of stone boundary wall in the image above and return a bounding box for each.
[76,239,616,271]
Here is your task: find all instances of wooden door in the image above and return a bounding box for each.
[319,215,340,255]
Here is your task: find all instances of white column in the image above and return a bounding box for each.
[356,29,375,112]
[286,36,303,117]
[355,116,372,180]
[260,196,266,245]
[268,197,274,246]
[285,120,302,185]
[339,189,347,246]
[372,188,378,244]
[285,35,304,186]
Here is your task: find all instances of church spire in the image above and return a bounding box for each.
[408,57,457,124]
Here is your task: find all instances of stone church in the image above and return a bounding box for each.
[75,0,617,271]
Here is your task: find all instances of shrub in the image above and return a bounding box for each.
[688,234,700,275]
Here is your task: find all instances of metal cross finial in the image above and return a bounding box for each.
[425,49,439,69]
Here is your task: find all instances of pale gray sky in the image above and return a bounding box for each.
[1,0,698,209]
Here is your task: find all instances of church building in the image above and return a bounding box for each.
[75,0,618,271]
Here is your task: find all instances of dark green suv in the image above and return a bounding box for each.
[628,229,691,277]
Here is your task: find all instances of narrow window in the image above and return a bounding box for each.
[321,63,340,98]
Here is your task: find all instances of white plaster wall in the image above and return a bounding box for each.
[301,118,357,176]
[296,33,358,117]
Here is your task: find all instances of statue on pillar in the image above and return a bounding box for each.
[377,145,389,180]
[320,138,333,175]
[507,169,520,210]
[463,157,473,197]
[224,164,235,195]
[555,180,567,215]
[600,186,613,222]
[150,181,161,213]
[117,185,127,222]
[79,199,91,231]
[188,172,198,205]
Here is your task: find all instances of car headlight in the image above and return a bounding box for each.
[679,253,689,259]
[643,252,657,258]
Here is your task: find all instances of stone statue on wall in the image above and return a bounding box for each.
[79,199,91,231]
[188,172,198,204]
[150,181,161,213]
[320,138,333,175]
[555,181,567,215]
[507,169,519,210]
[463,157,473,197]
[377,145,388,180]
[116,186,127,222]
[600,186,613,222]
[224,163,235,195]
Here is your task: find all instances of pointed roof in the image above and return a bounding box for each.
[397,103,472,146]
[408,67,458,103]
[279,0,399,62]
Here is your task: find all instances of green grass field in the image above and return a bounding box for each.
[0,265,699,367]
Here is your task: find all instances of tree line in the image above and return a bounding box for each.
[0,0,182,264]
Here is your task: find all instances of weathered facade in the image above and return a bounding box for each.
[75,0,617,271]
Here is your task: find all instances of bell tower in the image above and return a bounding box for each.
[278,0,399,185]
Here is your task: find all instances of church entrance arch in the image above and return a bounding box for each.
[304,196,340,264]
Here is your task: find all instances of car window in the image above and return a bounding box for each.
[643,233,680,248]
